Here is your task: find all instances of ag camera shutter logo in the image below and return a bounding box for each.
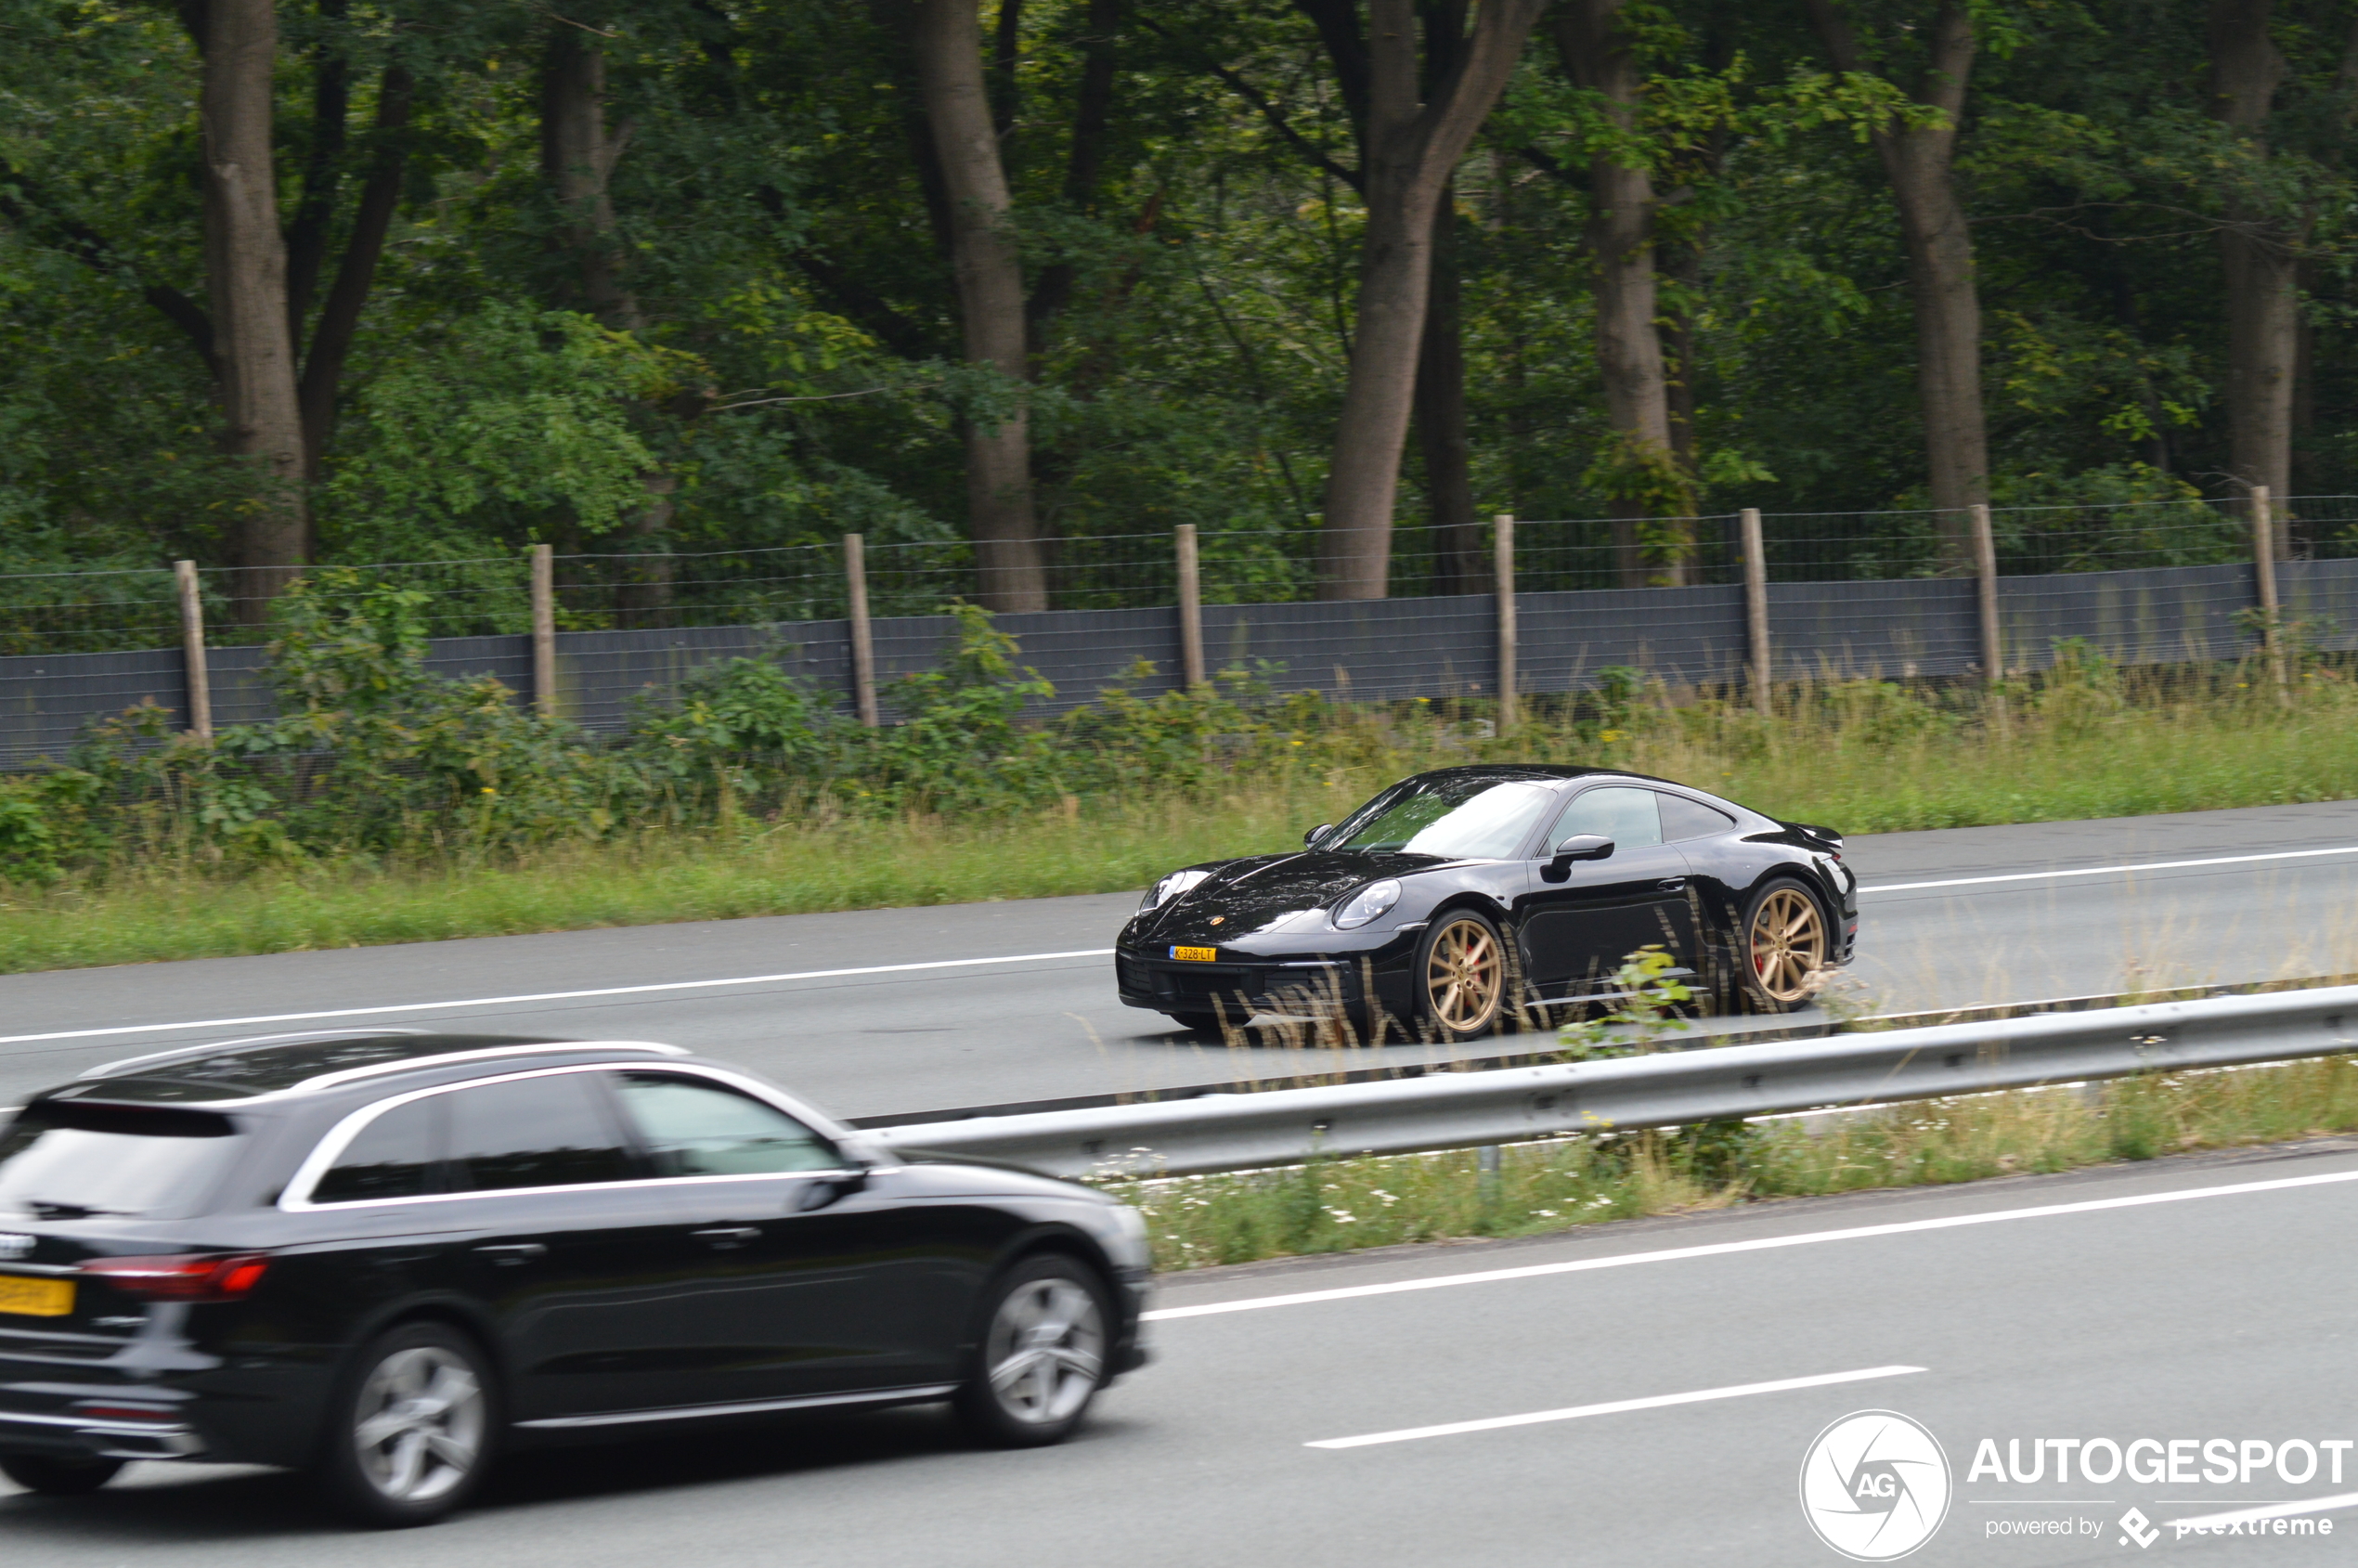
[1800,1409,1953,1561]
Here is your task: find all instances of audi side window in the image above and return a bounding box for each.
[447,1075,632,1192]
[312,1097,443,1204]
[1548,786,1664,852]
[611,1073,842,1176]
[1657,793,1735,843]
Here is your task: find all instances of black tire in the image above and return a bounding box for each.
[1735,880,1832,1014]
[952,1253,1113,1449]
[1165,1011,1222,1034]
[316,1321,498,1528]
[0,1453,123,1496]
[1413,911,1509,1042]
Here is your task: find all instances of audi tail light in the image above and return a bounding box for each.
[82,1253,271,1302]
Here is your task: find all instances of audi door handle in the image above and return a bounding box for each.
[694,1226,762,1249]
[1657,877,1688,892]
[473,1243,546,1264]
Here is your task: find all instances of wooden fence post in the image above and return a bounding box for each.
[1968,502,2002,685]
[1494,514,1517,730]
[174,559,212,741]
[845,533,879,727]
[1741,507,1770,716]
[529,543,557,719]
[1175,523,1206,689]
[2251,485,2288,698]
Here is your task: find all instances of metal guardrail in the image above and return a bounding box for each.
[847,978,2285,1131]
[866,985,2358,1180]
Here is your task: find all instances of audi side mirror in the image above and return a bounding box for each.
[1304,823,1333,849]
[1542,835,1614,882]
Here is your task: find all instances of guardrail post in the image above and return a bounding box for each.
[2251,485,2289,700]
[1175,523,1206,690]
[845,533,880,728]
[1741,507,1770,716]
[1494,514,1517,729]
[1477,1144,1502,1207]
[174,559,212,741]
[529,543,557,719]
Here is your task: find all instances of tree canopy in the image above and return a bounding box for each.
[4,0,2355,612]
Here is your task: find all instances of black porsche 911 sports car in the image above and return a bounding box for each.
[1116,764,1859,1040]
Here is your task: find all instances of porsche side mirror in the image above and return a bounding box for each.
[796,1168,869,1212]
[1304,823,1333,849]
[1542,835,1614,882]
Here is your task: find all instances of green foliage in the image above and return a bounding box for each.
[323,306,674,557]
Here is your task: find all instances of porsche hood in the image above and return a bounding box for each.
[1134,850,1451,944]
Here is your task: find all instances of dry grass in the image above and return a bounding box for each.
[6,667,2355,973]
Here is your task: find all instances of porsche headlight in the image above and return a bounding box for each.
[1332,878,1402,930]
[1141,868,1212,911]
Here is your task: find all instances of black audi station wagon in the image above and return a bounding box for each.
[0,1031,1149,1525]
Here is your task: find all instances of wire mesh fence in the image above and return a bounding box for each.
[9,496,2352,657]
[3,497,2345,768]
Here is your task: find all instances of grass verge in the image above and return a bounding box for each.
[7,672,2358,973]
[1107,1055,2358,1273]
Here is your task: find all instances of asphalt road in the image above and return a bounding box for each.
[5,799,2358,1120]
[7,1135,2357,1563]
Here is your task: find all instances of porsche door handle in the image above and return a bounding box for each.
[1657,878,1688,892]
[693,1226,762,1249]
[473,1243,547,1265]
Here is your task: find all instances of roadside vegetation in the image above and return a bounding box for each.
[1108,1055,2358,1274]
[2,575,2355,974]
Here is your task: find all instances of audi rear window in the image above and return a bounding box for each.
[0,1101,244,1220]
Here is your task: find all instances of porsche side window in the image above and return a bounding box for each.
[1657,793,1735,842]
[611,1073,842,1176]
[1549,786,1664,852]
[1331,781,1553,859]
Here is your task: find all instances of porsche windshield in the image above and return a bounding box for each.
[1330,780,1553,859]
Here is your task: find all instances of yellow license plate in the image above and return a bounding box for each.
[0,1275,72,1317]
[1170,946,1218,963]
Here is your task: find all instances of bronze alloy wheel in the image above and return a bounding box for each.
[1422,914,1506,1037]
[1748,885,1827,1004]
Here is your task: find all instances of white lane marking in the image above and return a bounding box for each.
[1305,1365,1926,1450]
[2167,1492,2358,1530]
[1143,1166,2358,1322]
[0,949,1119,1048]
[1859,843,2358,894]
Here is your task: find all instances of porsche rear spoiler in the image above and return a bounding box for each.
[1784,821,1846,856]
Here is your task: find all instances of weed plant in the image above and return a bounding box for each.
[1113,1056,2358,1273]
[1,576,2355,972]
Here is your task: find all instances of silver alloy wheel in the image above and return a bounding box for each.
[984,1276,1106,1425]
[351,1344,486,1504]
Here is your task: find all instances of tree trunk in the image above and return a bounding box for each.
[196,0,310,622]
[913,0,1045,612]
[1558,0,1687,589]
[283,0,349,355]
[1417,178,1482,594]
[1312,0,1549,601]
[542,27,679,625]
[1807,1,1987,568]
[2209,0,2296,556]
[1026,0,1120,345]
[298,65,413,479]
[541,29,641,332]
